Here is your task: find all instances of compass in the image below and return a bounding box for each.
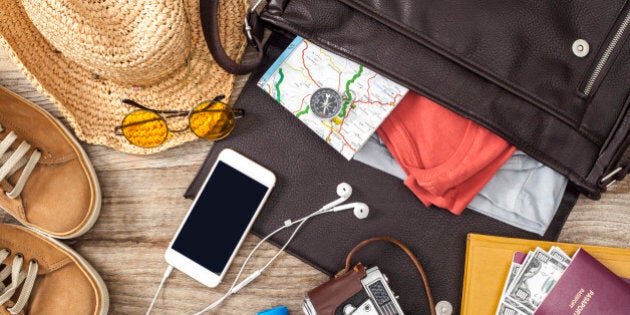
[310,88,343,119]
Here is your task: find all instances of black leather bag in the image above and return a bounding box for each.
[204,0,630,198]
[195,1,626,313]
[187,31,580,313]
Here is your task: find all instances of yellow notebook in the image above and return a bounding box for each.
[461,233,630,315]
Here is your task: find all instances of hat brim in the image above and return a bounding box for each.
[0,0,248,154]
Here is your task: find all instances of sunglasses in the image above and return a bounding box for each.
[115,95,244,148]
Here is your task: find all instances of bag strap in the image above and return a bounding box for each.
[203,0,265,75]
[337,236,436,315]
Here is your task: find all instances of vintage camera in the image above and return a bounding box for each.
[302,263,404,315]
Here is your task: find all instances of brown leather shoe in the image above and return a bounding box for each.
[0,86,101,239]
[0,223,108,314]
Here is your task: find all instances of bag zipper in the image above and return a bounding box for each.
[583,10,630,96]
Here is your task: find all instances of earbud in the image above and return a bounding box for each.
[321,183,369,219]
[320,182,353,211]
[336,182,352,198]
[353,203,370,220]
[329,202,370,219]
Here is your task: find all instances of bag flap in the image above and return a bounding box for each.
[261,0,630,197]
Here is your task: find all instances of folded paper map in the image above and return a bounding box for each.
[258,36,408,160]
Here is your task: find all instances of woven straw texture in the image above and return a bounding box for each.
[0,0,248,154]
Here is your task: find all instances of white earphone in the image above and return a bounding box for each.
[329,202,370,219]
[320,183,369,220]
[320,182,353,210]
[148,183,370,315]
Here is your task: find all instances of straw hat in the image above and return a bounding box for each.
[0,0,248,154]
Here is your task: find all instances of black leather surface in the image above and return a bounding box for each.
[186,33,580,314]
[259,0,630,198]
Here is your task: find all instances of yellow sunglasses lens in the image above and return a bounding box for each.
[121,110,168,148]
[189,101,235,140]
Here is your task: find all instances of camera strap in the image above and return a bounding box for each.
[336,236,437,315]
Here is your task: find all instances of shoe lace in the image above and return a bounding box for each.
[0,249,38,314]
[0,125,41,199]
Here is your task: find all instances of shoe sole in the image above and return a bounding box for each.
[1,86,102,239]
[44,233,110,315]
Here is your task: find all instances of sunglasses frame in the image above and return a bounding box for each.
[115,95,244,146]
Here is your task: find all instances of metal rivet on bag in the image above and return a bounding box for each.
[435,300,453,315]
[572,39,590,58]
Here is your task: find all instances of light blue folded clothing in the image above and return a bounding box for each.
[467,150,568,235]
[354,134,407,180]
[354,136,568,235]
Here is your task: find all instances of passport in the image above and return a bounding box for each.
[534,248,630,314]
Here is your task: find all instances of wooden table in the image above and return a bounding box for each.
[1,43,629,314]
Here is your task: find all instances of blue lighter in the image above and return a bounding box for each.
[256,305,289,315]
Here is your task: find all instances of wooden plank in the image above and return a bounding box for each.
[0,36,629,315]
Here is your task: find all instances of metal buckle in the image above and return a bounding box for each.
[250,0,266,12]
[600,166,624,189]
[244,0,267,45]
[243,16,254,42]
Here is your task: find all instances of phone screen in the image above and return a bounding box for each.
[172,161,270,274]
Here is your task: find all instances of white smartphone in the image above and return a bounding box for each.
[165,148,276,288]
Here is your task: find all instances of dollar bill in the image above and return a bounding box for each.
[497,302,525,315]
[498,251,535,312]
[496,264,520,315]
[501,262,522,297]
[497,297,530,315]
[549,246,572,266]
[504,250,536,295]
[496,253,529,315]
[506,248,568,312]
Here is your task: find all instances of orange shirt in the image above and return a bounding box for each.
[378,92,516,215]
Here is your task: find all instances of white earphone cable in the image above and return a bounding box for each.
[193,208,329,314]
[146,265,174,315]
[146,182,360,314]
[261,210,323,271]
